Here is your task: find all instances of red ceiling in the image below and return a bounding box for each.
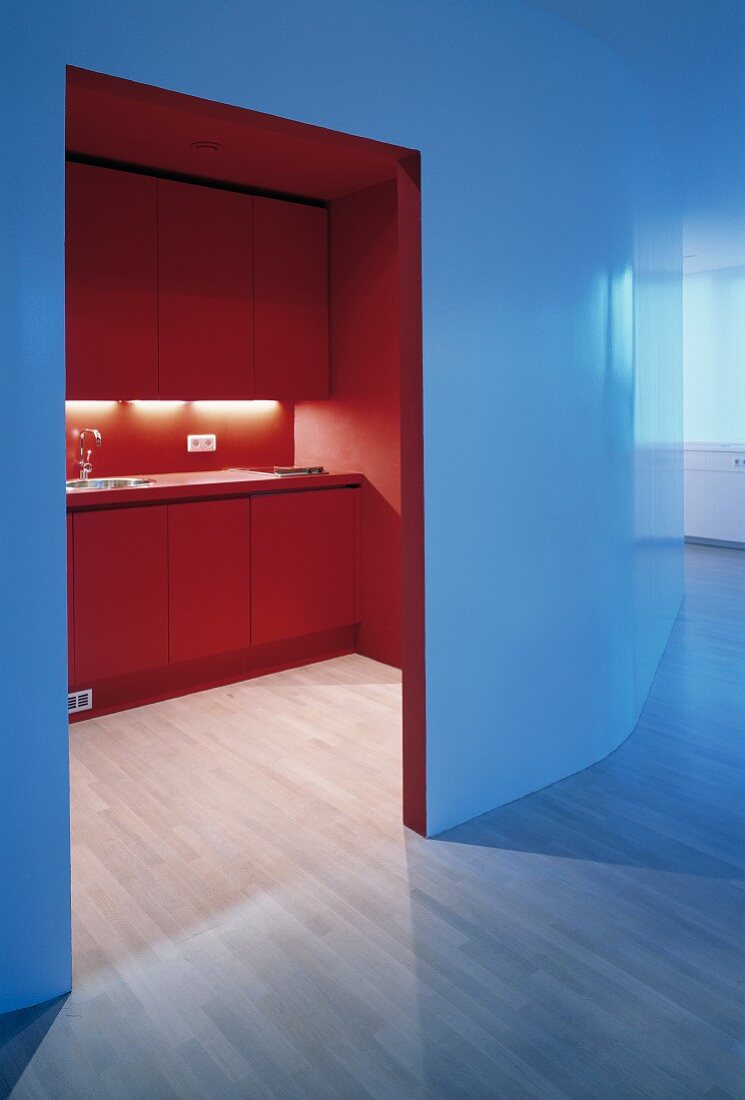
[66,67,413,201]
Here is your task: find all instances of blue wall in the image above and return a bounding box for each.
[525,0,744,224]
[419,11,683,832]
[684,267,745,443]
[0,0,683,1009]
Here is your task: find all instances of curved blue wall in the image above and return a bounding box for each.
[0,0,682,1009]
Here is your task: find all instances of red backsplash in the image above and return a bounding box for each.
[65,400,294,479]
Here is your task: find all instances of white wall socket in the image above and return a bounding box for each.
[187,434,217,453]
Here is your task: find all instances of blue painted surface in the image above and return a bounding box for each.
[1,0,683,1007]
[684,267,745,443]
[525,0,745,218]
[421,16,684,833]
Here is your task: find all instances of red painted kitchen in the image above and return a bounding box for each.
[64,67,425,828]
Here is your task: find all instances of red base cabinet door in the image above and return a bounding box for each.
[253,196,329,400]
[66,162,158,399]
[158,179,254,399]
[251,489,358,645]
[169,499,251,663]
[67,513,75,683]
[73,506,169,683]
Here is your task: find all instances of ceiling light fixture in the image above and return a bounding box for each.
[190,140,223,153]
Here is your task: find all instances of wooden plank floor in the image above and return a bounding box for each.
[2,544,744,1098]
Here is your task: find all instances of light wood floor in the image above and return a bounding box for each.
[2,545,745,1098]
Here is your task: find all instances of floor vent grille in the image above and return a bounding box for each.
[68,689,92,715]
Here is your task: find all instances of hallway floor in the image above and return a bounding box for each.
[2,545,744,1098]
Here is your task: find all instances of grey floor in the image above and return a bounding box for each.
[2,544,744,1098]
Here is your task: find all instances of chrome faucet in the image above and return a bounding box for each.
[78,428,102,480]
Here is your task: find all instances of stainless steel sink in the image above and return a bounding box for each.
[66,477,156,492]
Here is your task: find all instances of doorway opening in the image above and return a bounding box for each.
[64,67,425,833]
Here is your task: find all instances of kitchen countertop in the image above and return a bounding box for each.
[684,442,745,451]
[66,468,363,510]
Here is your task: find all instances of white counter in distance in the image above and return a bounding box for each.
[685,443,745,546]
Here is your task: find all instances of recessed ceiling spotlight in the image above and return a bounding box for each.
[190,140,223,153]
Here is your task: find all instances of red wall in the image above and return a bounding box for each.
[64,70,425,831]
[65,400,293,478]
[397,157,426,836]
[295,180,402,669]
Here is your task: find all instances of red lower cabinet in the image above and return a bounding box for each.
[251,488,359,645]
[73,506,169,683]
[67,513,75,683]
[168,499,251,662]
[67,485,359,713]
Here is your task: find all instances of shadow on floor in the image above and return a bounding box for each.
[434,546,745,881]
[434,762,744,880]
[0,996,67,1099]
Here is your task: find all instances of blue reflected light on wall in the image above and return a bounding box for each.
[684,267,745,443]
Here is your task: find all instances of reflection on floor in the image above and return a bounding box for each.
[2,545,744,1098]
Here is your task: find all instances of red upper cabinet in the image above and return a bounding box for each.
[66,162,158,399]
[168,499,251,663]
[254,196,329,400]
[251,488,358,645]
[158,179,254,399]
[66,166,328,401]
[73,506,169,683]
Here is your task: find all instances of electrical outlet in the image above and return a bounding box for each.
[733,457,745,469]
[187,434,217,453]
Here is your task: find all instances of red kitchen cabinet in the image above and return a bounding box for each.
[168,499,251,663]
[73,506,169,683]
[66,162,158,399]
[67,513,74,683]
[253,196,329,400]
[251,488,358,645]
[158,179,254,399]
[66,166,328,402]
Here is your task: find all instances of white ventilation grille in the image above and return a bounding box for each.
[68,689,92,715]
